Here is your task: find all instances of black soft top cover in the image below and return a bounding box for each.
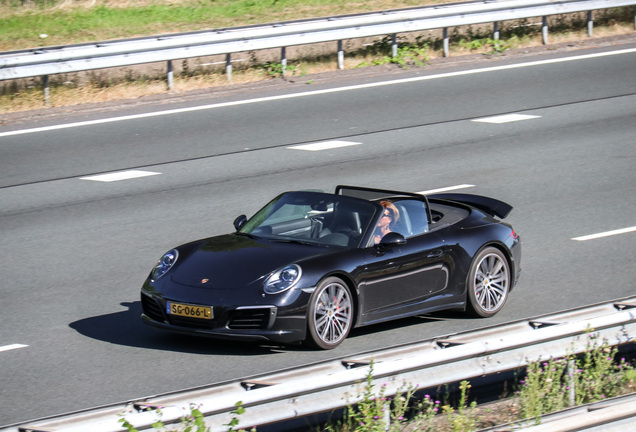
[427,193,513,219]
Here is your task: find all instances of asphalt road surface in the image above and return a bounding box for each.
[1,42,635,426]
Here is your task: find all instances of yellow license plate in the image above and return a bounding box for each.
[167,302,213,319]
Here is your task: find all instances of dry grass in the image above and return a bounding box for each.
[0,70,268,113]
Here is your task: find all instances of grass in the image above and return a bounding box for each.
[0,2,634,115]
[0,0,455,51]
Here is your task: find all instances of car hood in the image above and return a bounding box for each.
[169,234,332,289]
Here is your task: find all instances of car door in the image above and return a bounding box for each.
[357,229,452,324]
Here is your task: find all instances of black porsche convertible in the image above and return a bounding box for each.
[141,185,521,349]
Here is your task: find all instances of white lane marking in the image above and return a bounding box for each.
[2,48,635,139]
[0,344,28,353]
[473,114,541,124]
[572,226,636,241]
[79,170,161,182]
[418,184,475,195]
[288,140,362,151]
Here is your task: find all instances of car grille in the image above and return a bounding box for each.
[141,293,165,322]
[227,308,273,330]
[169,315,216,329]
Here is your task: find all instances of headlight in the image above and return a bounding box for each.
[264,264,302,294]
[150,249,178,281]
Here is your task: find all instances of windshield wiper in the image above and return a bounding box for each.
[268,238,316,246]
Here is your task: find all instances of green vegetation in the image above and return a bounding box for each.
[119,403,217,432]
[262,61,297,78]
[225,402,247,432]
[355,36,430,69]
[517,333,636,424]
[457,37,509,54]
[2,5,215,48]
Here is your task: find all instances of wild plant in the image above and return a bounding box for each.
[441,381,478,432]
[571,333,634,405]
[517,357,569,422]
[262,61,297,78]
[517,331,635,423]
[339,360,439,431]
[118,403,212,432]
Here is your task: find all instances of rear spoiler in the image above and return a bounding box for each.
[427,193,513,219]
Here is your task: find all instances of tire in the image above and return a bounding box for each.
[306,276,354,349]
[466,246,510,318]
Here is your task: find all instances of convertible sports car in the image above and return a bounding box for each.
[141,186,521,349]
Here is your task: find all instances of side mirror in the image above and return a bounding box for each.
[233,215,247,231]
[379,232,406,246]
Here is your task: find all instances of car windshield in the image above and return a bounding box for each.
[239,191,377,248]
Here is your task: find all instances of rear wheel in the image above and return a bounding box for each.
[306,276,353,349]
[467,247,510,317]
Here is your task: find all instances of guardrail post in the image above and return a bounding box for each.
[443,27,450,57]
[567,359,576,406]
[42,74,50,107]
[542,16,549,44]
[281,47,287,77]
[587,11,594,37]
[337,40,344,70]
[493,22,500,40]
[226,53,232,81]
[391,33,398,57]
[384,400,391,430]
[167,60,173,90]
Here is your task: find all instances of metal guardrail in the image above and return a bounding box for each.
[3,296,635,432]
[0,0,635,84]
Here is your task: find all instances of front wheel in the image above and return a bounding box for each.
[306,276,354,349]
[467,247,510,317]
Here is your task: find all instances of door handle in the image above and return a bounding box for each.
[427,249,444,259]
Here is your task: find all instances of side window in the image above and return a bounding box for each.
[393,199,429,238]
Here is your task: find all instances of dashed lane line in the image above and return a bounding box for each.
[79,170,161,182]
[472,114,541,124]
[287,140,362,151]
[418,184,475,195]
[0,344,28,353]
[572,226,636,241]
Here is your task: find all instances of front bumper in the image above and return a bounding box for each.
[140,291,307,344]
